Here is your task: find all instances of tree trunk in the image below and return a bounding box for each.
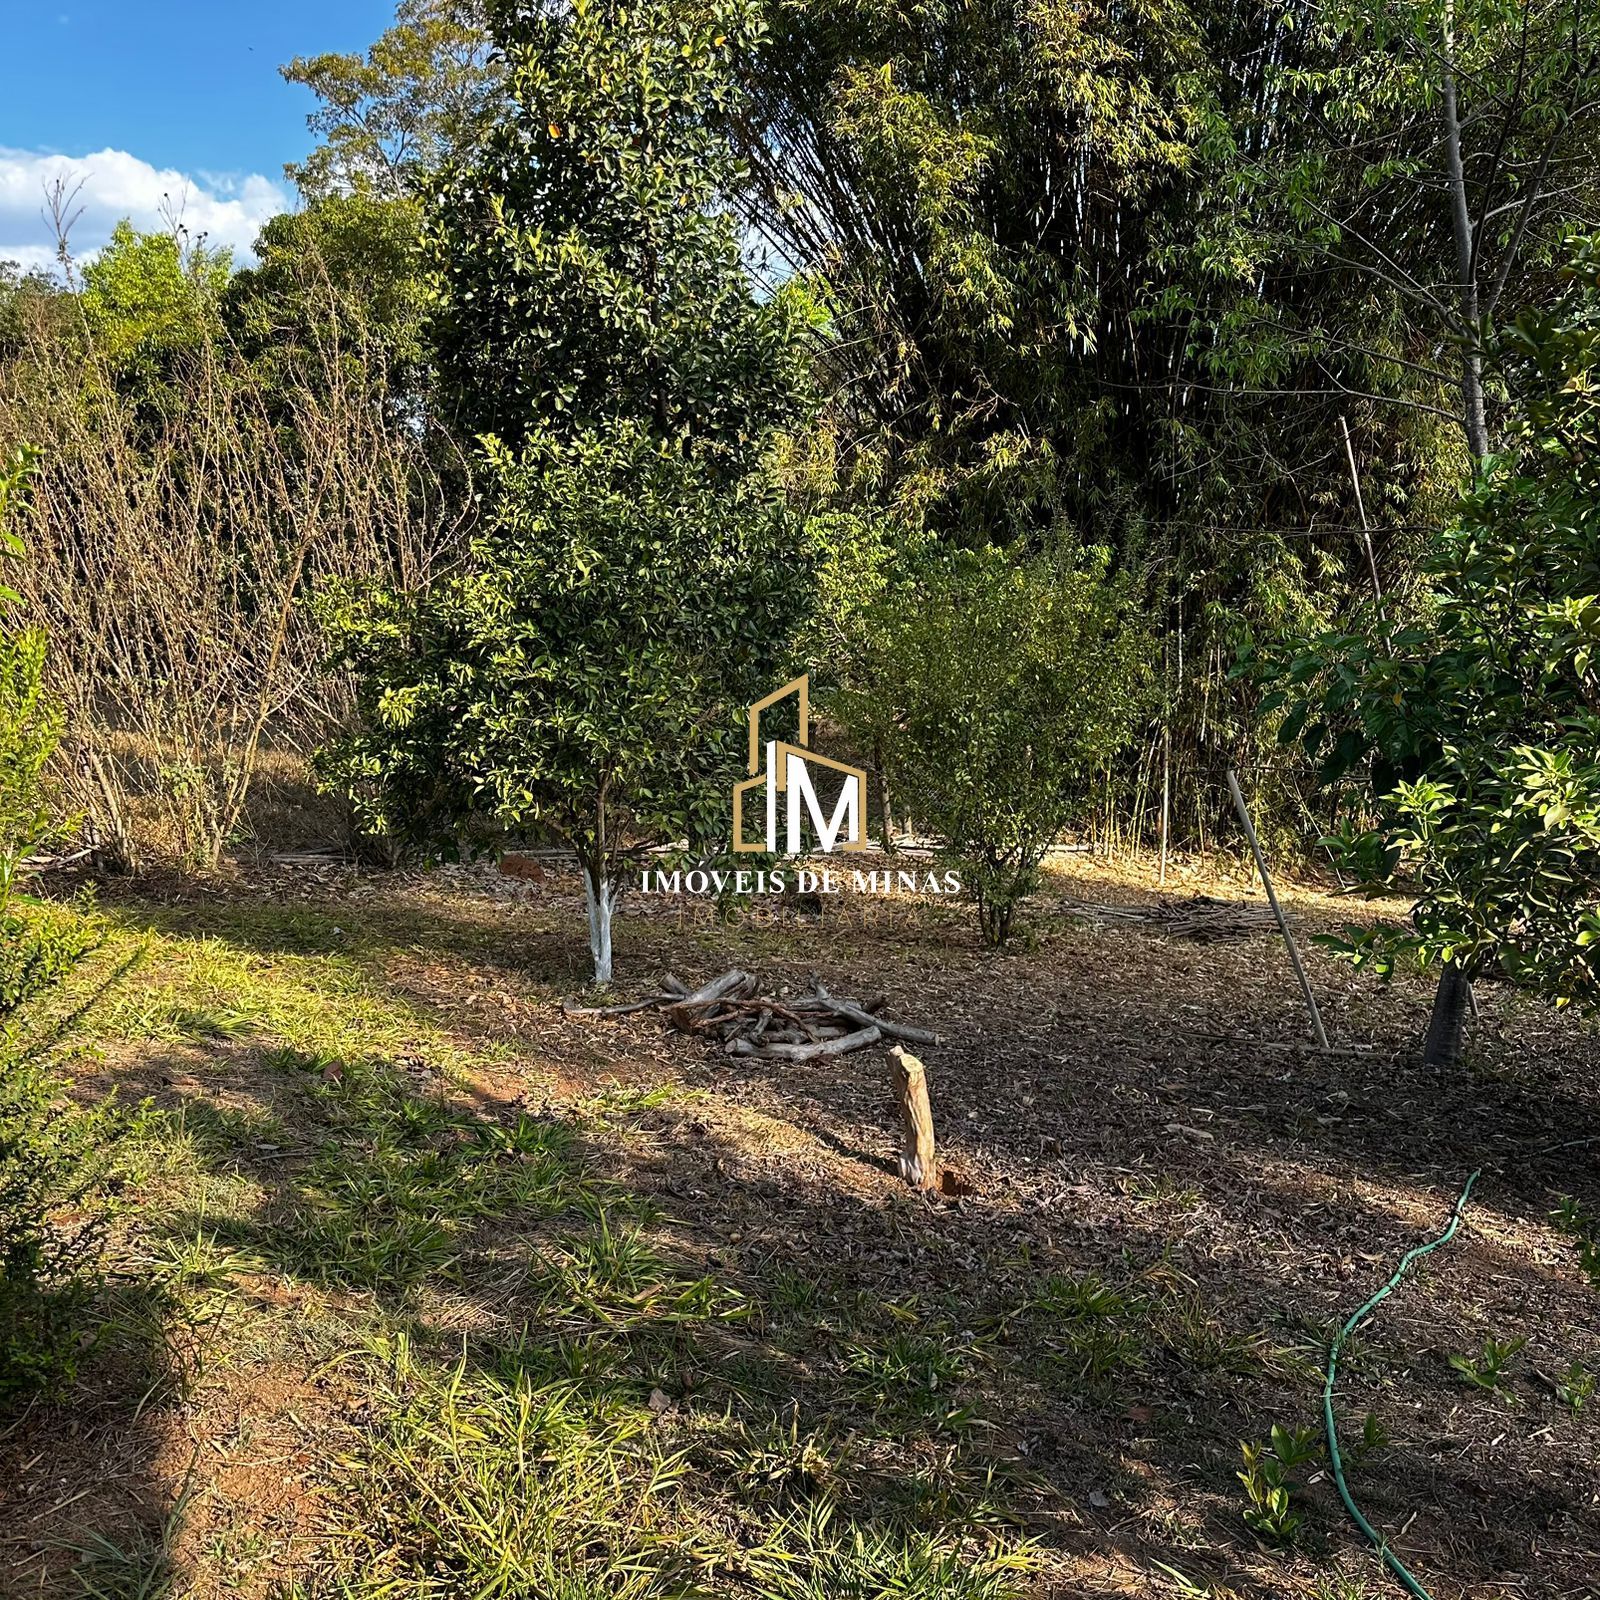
[1459,345,1489,463]
[77,742,140,875]
[1428,9,1487,1068]
[1423,963,1472,1071]
[582,861,617,985]
[874,737,895,853]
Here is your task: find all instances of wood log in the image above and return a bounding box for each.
[663,970,750,1029]
[889,1044,936,1190]
[676,969,750,1006]
[814,985,942,1046]
[752,1024,881,1062]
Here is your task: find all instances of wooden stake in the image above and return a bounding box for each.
[1226,767,1330,1048]
[1158,721,1171,888]
[889,1044,937,1190]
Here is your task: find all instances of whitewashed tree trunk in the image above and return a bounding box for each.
[583,864,617,985]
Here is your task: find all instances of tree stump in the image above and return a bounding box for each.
[889,1044,936,1190]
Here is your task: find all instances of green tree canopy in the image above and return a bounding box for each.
[80,221,231,380]
[844,545,1149,944]
[426,0,813,461]
[227,194,430,382]
[283,0,499,199]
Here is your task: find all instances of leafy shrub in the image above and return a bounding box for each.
[0,455,63,909]
[0,448,114,1403]
[1447,1333,1525,1402]
[857,547,1149,945]
[1237,1423,1322,1544]
[1558,1362,1595,1412]
[0,1050,120,1404]
[1551,1195,1600,1292]
[0,897,97,1018]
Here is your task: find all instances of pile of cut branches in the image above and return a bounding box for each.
[563,969,941,1062]
[1058,894,1277,943]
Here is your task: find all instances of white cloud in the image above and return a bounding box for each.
[0,244,63,277]
[0,147,289,274]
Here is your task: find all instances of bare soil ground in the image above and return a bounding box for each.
[3,852,1598,1599]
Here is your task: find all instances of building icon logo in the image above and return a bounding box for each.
[733,676,868,855]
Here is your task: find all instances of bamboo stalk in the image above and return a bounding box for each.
[1159,722,1171,888]
[1339,415,1384,605]
[1226,767,1329,1048]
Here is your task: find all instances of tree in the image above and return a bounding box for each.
[226,194,432,394]
[0,262,61,360]
[322,426,809,979]
[736,0,1477,853]
[1260,0,1600,465]
[1264,237,1600,1054]
[1,244,461,874]
[424,0,811,458]
[320,0,818,981]
[79,221,231,381]
[282,0,499,199]
[1221,0,1600,1062]
[850,546,1149,946]
[738,0,1600,862]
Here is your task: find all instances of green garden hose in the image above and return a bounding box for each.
[1321,1169,1481,1600]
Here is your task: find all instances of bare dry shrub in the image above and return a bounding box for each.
[0,254,467,870]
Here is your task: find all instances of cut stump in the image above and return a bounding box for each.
[889,1044,936,1190]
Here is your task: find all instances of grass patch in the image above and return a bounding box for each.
[301,1338,1035,1600]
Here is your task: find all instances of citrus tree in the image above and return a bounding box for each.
[852,546,1149,946]
[1264,238,1600,1057]
[320,0,817,982]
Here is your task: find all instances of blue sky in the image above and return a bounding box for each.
[1,1,400,271]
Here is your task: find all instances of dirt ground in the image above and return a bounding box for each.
[3,850,1598,1599]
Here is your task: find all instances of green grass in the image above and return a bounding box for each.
[306,1344,701,1598]
[22,896,1039,1600]
[59,1474,193,1600]
[298,1340,1036,1600]
[839,1328,973,1427]
[8,868,1579,1600]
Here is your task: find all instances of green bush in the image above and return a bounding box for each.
[0,1048,119,1404]
[858,547,1149,945]
[0,442,114,1405]
[0,447,63,910]
[0,897,97,1018]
